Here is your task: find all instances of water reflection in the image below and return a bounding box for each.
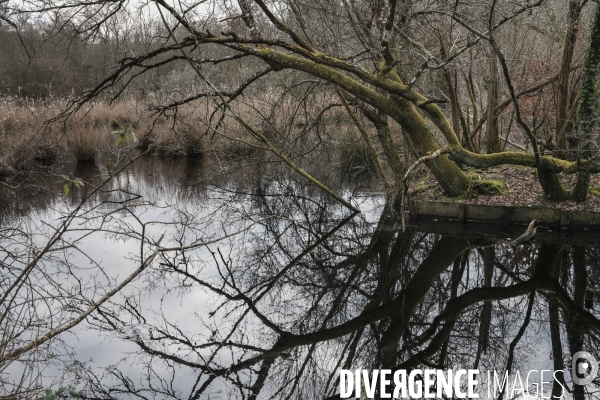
[1,156,600,400]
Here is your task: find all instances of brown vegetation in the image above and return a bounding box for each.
[0,94,393,179]
[0,98,212,173]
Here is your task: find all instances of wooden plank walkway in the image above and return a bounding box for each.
[409,200,600,228]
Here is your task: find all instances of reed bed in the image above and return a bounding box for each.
[0,92,402,180]
[0,97,212,174]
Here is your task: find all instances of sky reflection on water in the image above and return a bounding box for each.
[2,156,599,399]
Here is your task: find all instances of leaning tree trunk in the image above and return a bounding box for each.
[362,108,405,186]
[251,49,473,196]
[390,96,471,195]
[573,2,600,201]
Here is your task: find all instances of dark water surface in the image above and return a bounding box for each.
[1,156,599,399]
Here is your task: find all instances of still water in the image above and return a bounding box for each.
[1,155,599,399]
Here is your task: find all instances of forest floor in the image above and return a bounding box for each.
[409,165,600,212]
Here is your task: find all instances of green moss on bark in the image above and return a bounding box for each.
[589,187,600,197]
[471,179,508,196]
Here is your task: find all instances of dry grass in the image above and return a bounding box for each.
[0,100,58,174]
[0,90,395,180]
[0,98,214,174]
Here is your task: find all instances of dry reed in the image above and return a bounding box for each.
[0,90,400,180]
[0,97,213,174]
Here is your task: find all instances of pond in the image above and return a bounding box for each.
[1,155,599,400]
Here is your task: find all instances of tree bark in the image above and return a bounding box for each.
[362,108,405,186]
[573,2,600,201]
[486,15,501,154]
[556,0,583,154]
[391,96,471,196]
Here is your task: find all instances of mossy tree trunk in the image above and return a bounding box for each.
[362,108,405,186]
[538,162,570,201]
[389,96,470,196]
[573,2,600,201]
[268,53,472,195]
[555,0,584,155]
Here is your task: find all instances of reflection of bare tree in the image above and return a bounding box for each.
[0,157,275,399]
[0,165,168,397]
[53,183,600,399]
